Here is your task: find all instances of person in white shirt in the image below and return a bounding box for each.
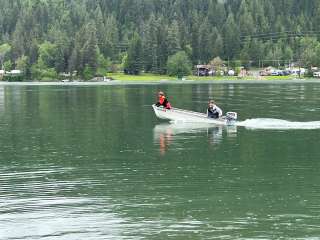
[207,100,223,119]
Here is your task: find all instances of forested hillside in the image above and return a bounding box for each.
[1,0,320,79]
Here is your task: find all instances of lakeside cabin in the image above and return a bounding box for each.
[196,65,211,76]
[195,64,235,76]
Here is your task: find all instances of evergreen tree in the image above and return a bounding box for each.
[223,13,240,59]
[104,15,119,60]
[156,18,169,74]
[240,38,251,65]
[167,20,181,56]
[208,1,226,28]
[0,43,11,68]
[212,33,224,59]
[300,37,320,67]
[190,11,200,64]
[124,32,143,75]
[82,23,99,76]
[51,29,71,73]
[249,39,264,65]
[94,5,106,55]
[283,45,293,62]
[199,18,212,63]
[143,15,158,72]
[239,0,255,36]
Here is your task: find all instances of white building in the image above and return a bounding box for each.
[9,70,22,75]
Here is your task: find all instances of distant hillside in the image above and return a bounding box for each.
[0,0,320,79]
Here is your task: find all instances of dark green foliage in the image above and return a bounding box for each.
[0,0,320,80]
[0,43,11,67]
[3,75,23,82]
[223,13,240,59]
[124,32,143,75]
[167,20,181,57]
[167,51,192,78]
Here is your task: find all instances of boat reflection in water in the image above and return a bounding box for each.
[153,123,237,155]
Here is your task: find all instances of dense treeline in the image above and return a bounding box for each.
[1,0,320,79]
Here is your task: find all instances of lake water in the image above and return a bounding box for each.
[0,82,320,239]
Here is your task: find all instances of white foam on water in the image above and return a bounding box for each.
[237,118,320,130]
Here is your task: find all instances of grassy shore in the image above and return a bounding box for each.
[107,73,177,81]
[107,73,300,81]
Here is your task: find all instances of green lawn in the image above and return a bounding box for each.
[107,73,177,81]
[106,72,304,81]
[263,75,301,80]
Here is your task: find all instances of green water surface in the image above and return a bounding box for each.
[0,83,319,239]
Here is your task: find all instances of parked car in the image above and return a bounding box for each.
[271,70,283,76]
[282,70,290,76]
[195,69,209,76]
[313,72,320,78]
[259,70,269,76]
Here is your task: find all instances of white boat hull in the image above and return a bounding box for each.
[152,105,235,125]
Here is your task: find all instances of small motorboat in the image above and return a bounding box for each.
[152,104,238,125]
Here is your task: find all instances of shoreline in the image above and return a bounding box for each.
[0,78,319,86]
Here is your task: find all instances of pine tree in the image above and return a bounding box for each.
[249,39,264,65]
[223,13,240,59]
[199,18,212,63]
[240,38,251,65]
[11,18,25,60]
[167,20,181,56]
[94,5,106,53]
[143,15,158,72]
[124,32,143,75]
[314,2,320,32]
[208,1,226,29]
[190,11,200,64]
[104,15,119,60]
[156,18,169,74]
[239,0,255,36]
[82,22,99,77]
[51,29,71,73]
[212,33,224,59]
[0,43,11,68]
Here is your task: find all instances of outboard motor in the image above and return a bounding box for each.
[226,112,238,125]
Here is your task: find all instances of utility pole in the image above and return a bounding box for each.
[298,39,301,79]
[298,47,301,79]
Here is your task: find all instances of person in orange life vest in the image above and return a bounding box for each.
[156,91,172,109]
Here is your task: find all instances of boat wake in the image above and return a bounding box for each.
[153,104,320,130]
[237,118,320,130]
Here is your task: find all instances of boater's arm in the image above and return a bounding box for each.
[216,106,223,117]
[207,108,211,117]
